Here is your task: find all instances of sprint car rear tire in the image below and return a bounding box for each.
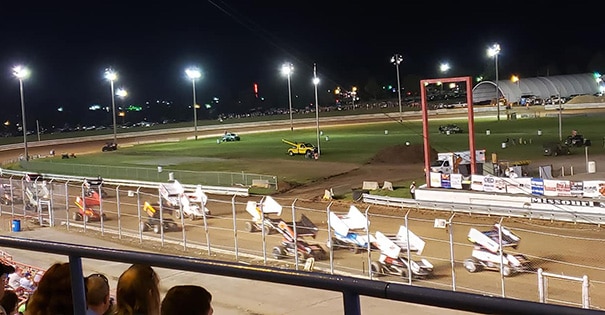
[272,246,286,260]
[502,265,512,277]
[351,243,361,254]
[244,221,256,232]
[73,212,82,221]
[140,222,148,232]
[463,258,481,273]
[153,224,161,234]
[370,261,383,277]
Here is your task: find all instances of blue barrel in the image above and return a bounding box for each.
[11,219,21,232]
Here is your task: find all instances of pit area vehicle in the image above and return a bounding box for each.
[564,134,591,147]
[463,223,533,277]
[101,142,118,152]
[272,214,328,261]
[159,180,210,220]
[140,201,179,234]
[244,196,282,234]
[73,190,106,222]
[221,132,240,142]
[438,124,463,134]
[282,139,315,157]
[542,142,570,156]
[429,149,485,176]
[327,205,377,254]
[370,226,434,280]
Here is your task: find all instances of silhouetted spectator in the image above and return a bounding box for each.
[25,262,73,315]
[114,264,160,315]
[85,273,112,315]
[161,285,213,315]
[0,262,16,315]
[0,290,19,315]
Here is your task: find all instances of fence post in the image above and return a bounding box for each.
[448,213,456,291]
[327,203,334,274]
[582,275,589,309]
[231,196,238,261]
[538,268,544,303]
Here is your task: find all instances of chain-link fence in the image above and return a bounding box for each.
[1,175,603,310]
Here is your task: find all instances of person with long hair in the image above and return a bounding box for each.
[161,285,213,315]
[113,264,160,315]
[24,262,73,315]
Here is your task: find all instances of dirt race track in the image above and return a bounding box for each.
[1,111,605,311]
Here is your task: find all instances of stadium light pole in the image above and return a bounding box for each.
[13,66,30,161]
[281,63,294,131]
[390,54,404,122]
[186,68,202,140]
[116,88,128,128]
[104,68,118,144]
[487,44,501,121]
[313,63,320,156]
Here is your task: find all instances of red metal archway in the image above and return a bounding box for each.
[420,76,476,188]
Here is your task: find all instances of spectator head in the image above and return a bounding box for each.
[85,273,111,314]
[0,263,15,298]
[33,270,44,286]
[0,290,19,315]
[115,264,160,315]
[25,262,74,315]
[161,285,213,315]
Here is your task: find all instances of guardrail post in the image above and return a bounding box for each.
[342,290,361,315]
[292,198,299,270]
[404,210,412,285]
[232,195,239,261]
[538,268,544,303]
[202,190,211,256]
[327,202,334,274]
[448,213,456,291]
[68,255,87,315]
[64,181,70,231]
[582,275,589,309]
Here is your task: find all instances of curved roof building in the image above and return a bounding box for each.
[472,73,603,104]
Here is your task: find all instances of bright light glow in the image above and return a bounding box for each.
[390,54,403,65]
[487,43,501,57]
[440,63,450,73]
[334,87,341,94]
[186,68,201,80]
[313,77,320,85]
[281,63,293,76]
[116,88,128,98]
[104,68,117,81]
[511,75,519,83]
[12,66,30,80]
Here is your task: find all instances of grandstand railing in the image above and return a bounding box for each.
[0,235,599,315]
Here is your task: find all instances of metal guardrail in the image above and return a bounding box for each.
[0,235,599,315]
[0,168,249,197]
[362,194,604,224]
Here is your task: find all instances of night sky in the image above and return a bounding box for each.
[1,1,604,127]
